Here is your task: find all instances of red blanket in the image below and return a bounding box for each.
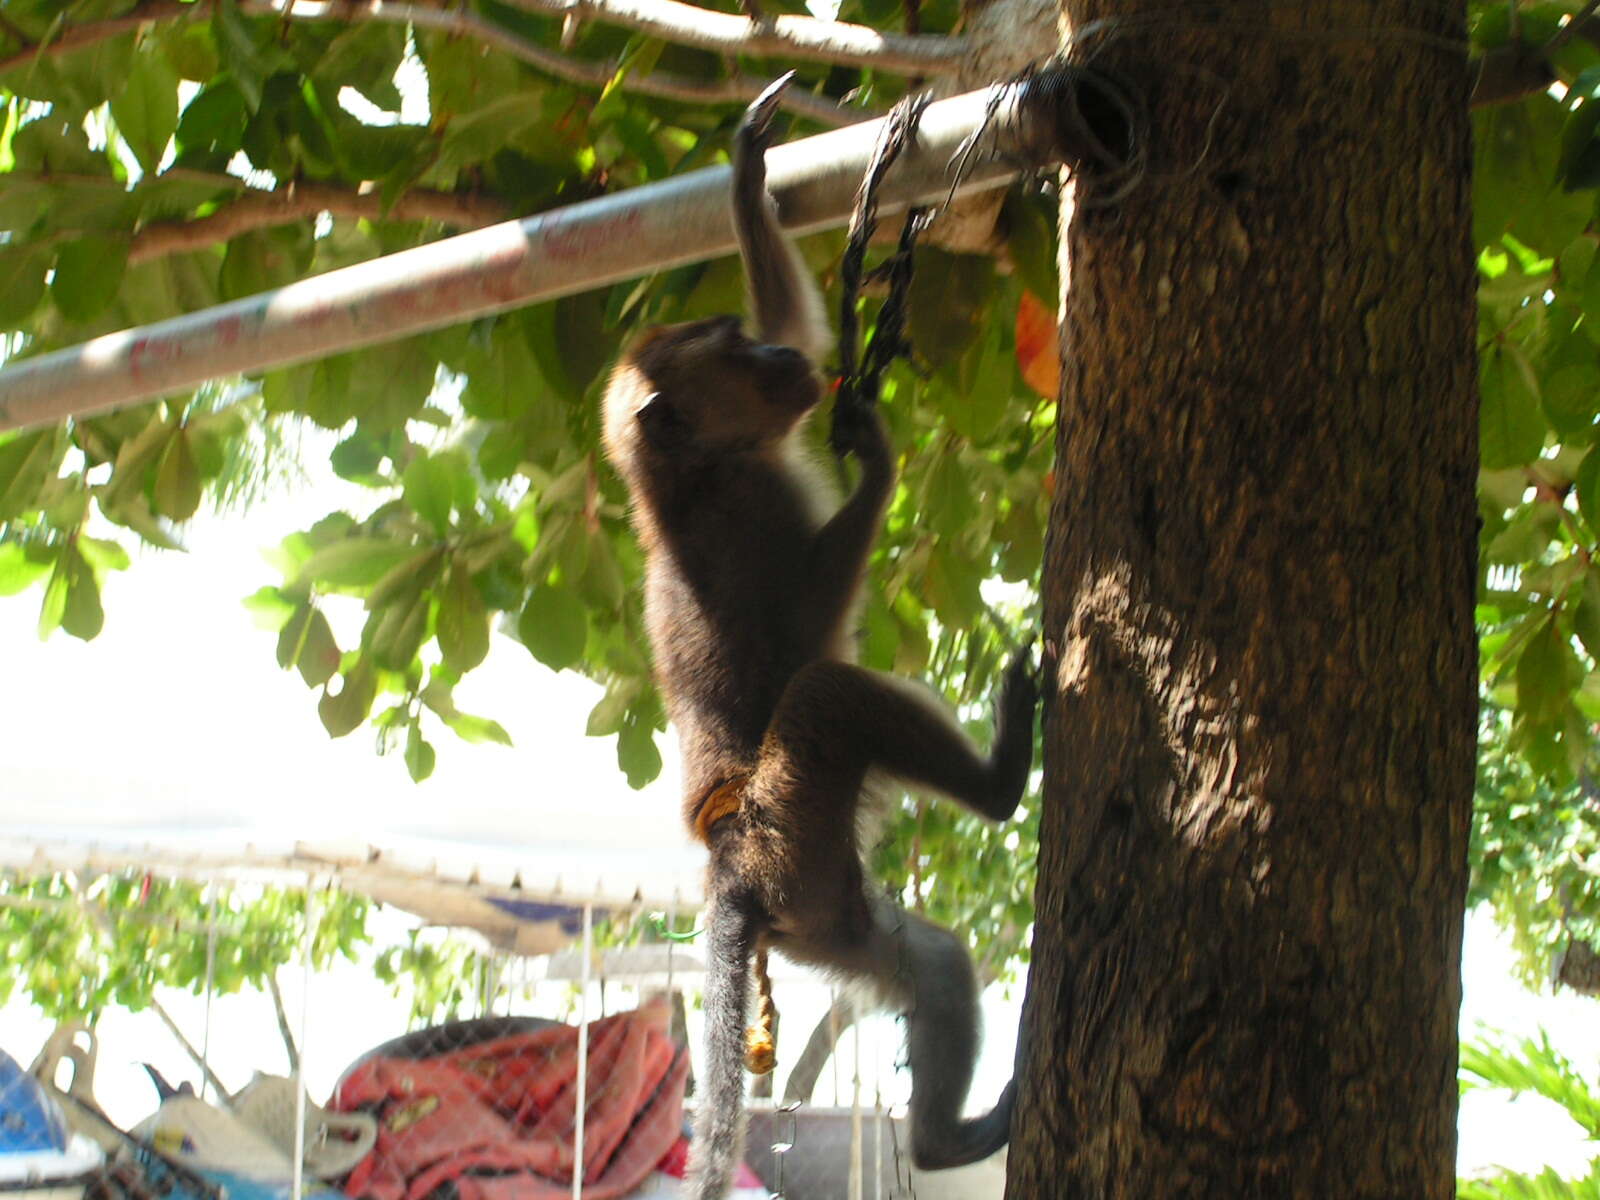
[331,1004,688,1200]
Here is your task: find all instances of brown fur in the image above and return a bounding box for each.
[599,78,1037,1199]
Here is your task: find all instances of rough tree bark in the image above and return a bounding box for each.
[1007,1,1478,1196]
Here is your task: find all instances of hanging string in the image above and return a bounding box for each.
[832,92,935,460]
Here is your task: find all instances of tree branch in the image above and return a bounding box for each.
[126,179,512,265]
[150,994,233,1100]
[1470,5,1600,108]
[0,0,871,126]
[264,970,301,1074]
[255,0,869,126]
[495,0,965,76]
[783,996,855,1104]
[0,0,192,76]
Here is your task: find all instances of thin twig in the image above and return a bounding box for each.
[65,893,232,1099]
[127,180,511,265]
[265,971,302,1074]
[256,0,866,125]
[496,0,963,76]
[0,0,869,126]
[150,996,233,1100]
[0,0,191,75]
[1551,0,1600,51]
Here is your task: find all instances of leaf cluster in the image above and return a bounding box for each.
[0,872,369,1022]
[1458,1028,1600,1198]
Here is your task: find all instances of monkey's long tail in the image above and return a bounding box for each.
[686,884,759,1200]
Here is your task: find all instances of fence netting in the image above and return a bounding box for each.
[0,870,962,1200]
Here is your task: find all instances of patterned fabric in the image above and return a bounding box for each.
[330,1004,687,1200]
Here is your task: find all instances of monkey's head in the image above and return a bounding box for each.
[603,315,821,476]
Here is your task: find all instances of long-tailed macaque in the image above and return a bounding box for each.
[600,76,1037,1200]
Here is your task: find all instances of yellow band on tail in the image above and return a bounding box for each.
[744,947,777,1075]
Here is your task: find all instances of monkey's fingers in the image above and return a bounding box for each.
[743,71,797,145]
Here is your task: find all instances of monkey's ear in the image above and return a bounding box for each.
[636,392,687,451]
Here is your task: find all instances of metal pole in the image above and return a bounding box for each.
[572,901,593,1200]
[293,878,320,1200]
[200,883,218,1105]
[0,72,1085,433]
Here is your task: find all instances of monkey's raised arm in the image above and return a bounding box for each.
[733,75,832,363]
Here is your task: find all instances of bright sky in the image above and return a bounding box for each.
[0,462,1596,1182]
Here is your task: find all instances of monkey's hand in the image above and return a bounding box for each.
[829,392,890,470]
[735,71,795,202]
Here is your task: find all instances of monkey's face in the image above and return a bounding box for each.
[618,316,822,456]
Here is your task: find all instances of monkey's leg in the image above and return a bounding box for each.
[758,653,1037,822]
[686,878,763,1200]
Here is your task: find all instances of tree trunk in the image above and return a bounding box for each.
[1008,3,1478,1196]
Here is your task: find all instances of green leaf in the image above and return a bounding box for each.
[405,721,436,783]
[365,546,444,611]
[586,676,641,737]
[175,79,250,166]
[1475,96,1595,254]
[0,244,49,329]
[1540,363,1600,438]
[437,565,490,674]
[219,226,313,300]
[212,0,287,112]
[59,546,103,642]
[346,341,436,432]
[908,249,995,368]
[1487,504,1560,567]
[402,451,473,536]
[299,538,423,590]
[318,657,377,738]
[442,711,513,746]
[0,543,51,596]
[617,715,662,788]
[1517,616,1575,724]
[164,22,221,82]
[277,603,340,687]
[76,537,130,575]
[1577,448,1600,532]
[1480,345,1548,469]
[111,45,180,172]
[330,432,386,482]
[0,428,64,520]
[242,585,298,631]
[518,584,588,671]
[1002,189,1059,304]
[1575,566,1600,661]
[368,589,430,670]
[52,235,130,324]
[37,554,68,639]
[152,429,203,522]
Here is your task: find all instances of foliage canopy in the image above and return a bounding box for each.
[2,0,1600,977]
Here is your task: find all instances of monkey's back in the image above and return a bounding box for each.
[639,443,852,818]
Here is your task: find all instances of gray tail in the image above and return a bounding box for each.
[687,886,759,1200]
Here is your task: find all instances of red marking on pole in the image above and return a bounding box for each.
[129,335,181,381]
[542,210,643,262]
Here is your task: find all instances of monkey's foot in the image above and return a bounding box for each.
[985,645,1038,817]
[1000,642,1040,735]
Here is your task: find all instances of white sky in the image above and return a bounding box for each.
[0,466,1595,1181]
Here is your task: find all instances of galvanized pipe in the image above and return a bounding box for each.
[0,74,1078,433]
